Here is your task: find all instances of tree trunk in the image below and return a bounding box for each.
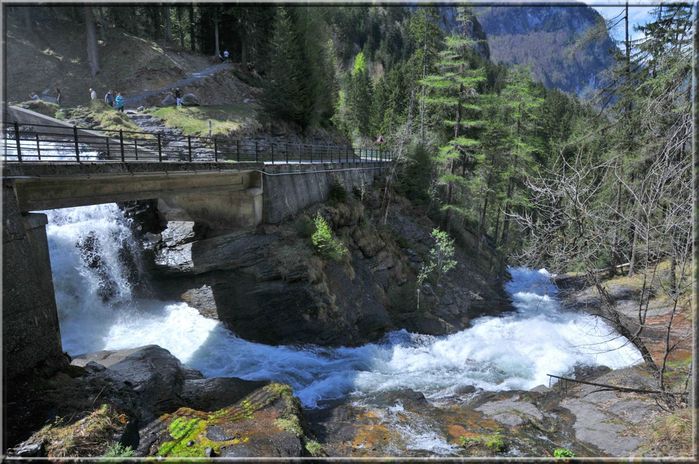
[151,6,160,41]
[213,13,220,57]
[177,7,185,49]
[84,6,100,78]
[500,178,514,247]
[189,4,196,52]
[164,6,172,43]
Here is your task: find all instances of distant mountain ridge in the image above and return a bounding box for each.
[472,4,618,97]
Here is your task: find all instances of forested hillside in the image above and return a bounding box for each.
[473,5,617,97]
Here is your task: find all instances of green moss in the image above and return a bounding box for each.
[553,447,575,458]
[305,440,324,457]
[148,104,257,137]
[274,417,303,438]
[103,443,135,457]
[459,432,507,453]
[157,415,249,457]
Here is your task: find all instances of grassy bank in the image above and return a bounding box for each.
[148,104,258,137]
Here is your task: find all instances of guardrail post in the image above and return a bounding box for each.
[73,125,80,162]
[105,137,110,159]
[298,144,301,164]
[134,139,139,160]
[187,136,193,162]
[119,130,125,162]
[157,133,163,162]
[213,138,218,162]
[236,140,240,162]
[285,143,289,164]
[255,141,259,163]
[35,133,41,161]
[346,146,349,164]
[319,144,322,164]
[270,143,274,164]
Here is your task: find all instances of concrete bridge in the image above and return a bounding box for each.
[2,116,392,382]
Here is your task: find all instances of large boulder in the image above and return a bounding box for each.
[181,93,200,106]
[182,377,269,411]
[71,345,189,420]
[160,94,176,106]
[137,383,306,458]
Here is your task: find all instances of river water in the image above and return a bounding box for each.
[45,203,642,413]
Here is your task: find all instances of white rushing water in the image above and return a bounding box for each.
[46,204,642,410]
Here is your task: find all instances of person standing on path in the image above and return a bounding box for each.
[104,90,114,107]
[115,92,125,112]
[90,88,97,101]
[55,88,62,106]
[175,88,182,107]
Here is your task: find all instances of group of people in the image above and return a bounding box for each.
[98,89,125,112]
[29,88,62,105]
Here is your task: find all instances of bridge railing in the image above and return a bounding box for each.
[2,121,393,165]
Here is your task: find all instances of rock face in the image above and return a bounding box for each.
[148,187,510,346]
[137,383,307,458]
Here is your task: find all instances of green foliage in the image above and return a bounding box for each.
[328,180,348,204]
[352,51,367,76]
[305,440,324,457]
[262,7,336,129]
[458,432,506,453]
[294,214,315,238]
[104,443,135,458]
[417,228,457,309]
[553,447,575,458]
[311,213,348,261]
[396,143,434,204]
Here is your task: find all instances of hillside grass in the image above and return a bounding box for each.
[148,104,257,137]
[60,100,143,133]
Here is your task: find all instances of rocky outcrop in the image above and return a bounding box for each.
[147,186,510,346]
[7,345,297,458]
[137,383,308,458]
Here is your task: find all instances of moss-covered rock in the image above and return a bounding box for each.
[137,383,306,458]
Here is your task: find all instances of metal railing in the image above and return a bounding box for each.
[2,121,393,165]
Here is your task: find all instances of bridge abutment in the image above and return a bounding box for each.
[3,181,65,380]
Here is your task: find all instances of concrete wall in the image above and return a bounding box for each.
[262,163,386,224]
[3,181,65,379]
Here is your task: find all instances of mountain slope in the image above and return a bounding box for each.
[473,4,617,97]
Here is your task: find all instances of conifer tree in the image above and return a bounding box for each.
[419,8,486,230]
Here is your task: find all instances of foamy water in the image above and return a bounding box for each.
[45,204,642,413]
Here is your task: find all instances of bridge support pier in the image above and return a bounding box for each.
[3,181,65,381]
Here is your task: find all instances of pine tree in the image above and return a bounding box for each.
[262,8,307,125]
[347,51,373,137]
[419,15,486,230]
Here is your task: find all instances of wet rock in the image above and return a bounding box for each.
[475,395,544,427]
[137,383,305,458]
[181,93,200,106]
[161,221,197,247]
[182,377,269,411]
[7,440,46,457]
[71,345,186,419]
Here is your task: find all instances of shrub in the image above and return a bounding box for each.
[553,447,575,458]
[458,432,506,453]
[104,443,135,457]
[305,440,324,457]
[396,143,434,205]
[328,180,347,204]
[311,213,347,261]
[294,214,315,238]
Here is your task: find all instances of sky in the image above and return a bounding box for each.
[585,2,657,42]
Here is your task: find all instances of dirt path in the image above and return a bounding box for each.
[124,62,235,108]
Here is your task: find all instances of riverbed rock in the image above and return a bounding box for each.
[147,188,511,347]
[137,383,306,458]
[182,377,270,411]
[71,345,187,419]
[475,394,544,427]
